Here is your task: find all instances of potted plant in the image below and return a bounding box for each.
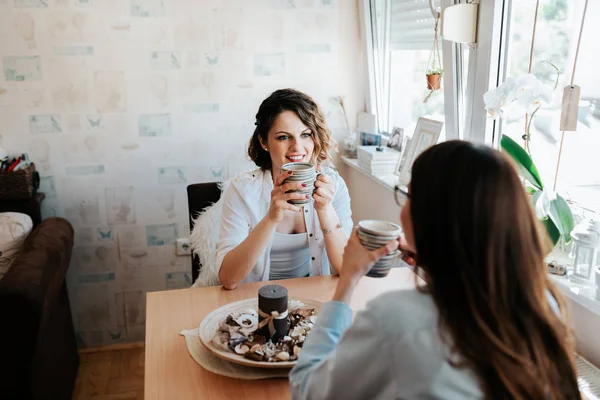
[484,67,575,248]
[426,68,443,91]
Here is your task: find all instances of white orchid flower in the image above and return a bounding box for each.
[483,87,504,118]
[484,73,554,121]
[500,76,518,98]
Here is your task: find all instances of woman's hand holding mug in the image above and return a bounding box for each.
[266,170,310,223]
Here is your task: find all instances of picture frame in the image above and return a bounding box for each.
[386,127,404,152]
[359,131,381,146]
[395,117,444,184]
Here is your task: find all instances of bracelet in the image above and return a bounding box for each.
[321,222,343,235]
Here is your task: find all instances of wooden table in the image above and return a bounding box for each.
[145,267,418,400]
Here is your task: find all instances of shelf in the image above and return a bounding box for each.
[340,156,399,192]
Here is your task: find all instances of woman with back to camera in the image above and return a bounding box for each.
[290,140,581,399]
[214,89,353,290]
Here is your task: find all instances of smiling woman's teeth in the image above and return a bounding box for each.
[288,155,304,161]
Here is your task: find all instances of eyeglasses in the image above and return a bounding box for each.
[394,185,410,206]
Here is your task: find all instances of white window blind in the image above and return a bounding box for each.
[390,0,436,50]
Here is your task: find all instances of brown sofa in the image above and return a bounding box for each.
[0,217,79,400]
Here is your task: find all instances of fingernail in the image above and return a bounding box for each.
[305,195,309,199]
[288,171,293,175]
[302,183,307,187]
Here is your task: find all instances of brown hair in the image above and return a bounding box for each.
[409,140,580,399]
[248,88,332,170]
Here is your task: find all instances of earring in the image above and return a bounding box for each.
[263,147,269,152]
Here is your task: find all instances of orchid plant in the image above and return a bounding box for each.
[484,68,574,248]
[484,72,554,152]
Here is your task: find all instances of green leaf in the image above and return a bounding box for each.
[548,194,575,243]
[500,135,544,190]
[541,217,561,248]
[525,186,537,195]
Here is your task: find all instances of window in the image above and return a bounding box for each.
[499,0,600,214]
[364,0,464,141]
[388,0,445,139]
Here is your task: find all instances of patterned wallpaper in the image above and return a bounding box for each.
[0,0,364,347]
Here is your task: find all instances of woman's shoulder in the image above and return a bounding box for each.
[230,168,264,184]
[224,168,264,193]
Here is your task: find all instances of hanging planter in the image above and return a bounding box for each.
[424,16,443,102]
[426,69,443,91]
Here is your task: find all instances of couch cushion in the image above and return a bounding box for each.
[0,212,33,280]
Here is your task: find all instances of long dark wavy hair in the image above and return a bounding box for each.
[248,88,332,170]
[409,140,580,399]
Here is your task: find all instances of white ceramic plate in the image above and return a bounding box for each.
[199,297,322,369]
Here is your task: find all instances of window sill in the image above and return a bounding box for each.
[546,249,600,317]
[340,156,399,193]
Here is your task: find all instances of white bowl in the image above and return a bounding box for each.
[358,220,402,237]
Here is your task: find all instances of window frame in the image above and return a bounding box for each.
[463,0,511,146]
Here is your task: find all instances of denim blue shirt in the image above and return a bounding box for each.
[289,288,483,400]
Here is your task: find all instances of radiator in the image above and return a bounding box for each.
[577,355,600,400]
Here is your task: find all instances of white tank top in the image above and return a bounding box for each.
[269,232,311,280]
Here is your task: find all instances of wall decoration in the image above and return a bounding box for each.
[61,134,106,163]
[14,0,48,8]
[29,114,61,134]
[105,186,136,225]
[131,0,165,17]
[2,55,42,81]
[94,71,126,112]
[65,164,105,175]
[74,245,119,273]
[254,53,285,77]
[53,45,94,56]
[64,193,102,225]
[97,226,114,242]
[146,222,178,246]
[138,113,172,137]
[150,51,181,70]
[13,13,37,50]
[47,11,94,42]
[157,166,186,184]
[165,271,192,289]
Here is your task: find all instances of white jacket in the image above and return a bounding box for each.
[213,167,353,284]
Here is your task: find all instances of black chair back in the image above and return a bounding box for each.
[186,182,222,282]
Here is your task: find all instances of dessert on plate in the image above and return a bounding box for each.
[211,285,317,363]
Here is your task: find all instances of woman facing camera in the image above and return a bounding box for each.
[290,140,580,399]
[215,89,352,290]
